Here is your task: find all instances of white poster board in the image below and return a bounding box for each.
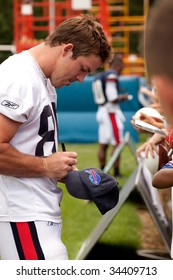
[71,0,92,10]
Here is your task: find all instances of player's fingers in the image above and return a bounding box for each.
[67,157,77,166]
[60,151,77,158]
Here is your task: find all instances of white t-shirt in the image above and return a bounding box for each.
[0,51,62,223]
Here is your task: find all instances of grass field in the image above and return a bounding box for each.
[59,141,144,260]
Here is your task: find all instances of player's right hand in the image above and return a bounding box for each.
[45,151,77,180]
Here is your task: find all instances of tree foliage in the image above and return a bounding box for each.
[0,0,13,62]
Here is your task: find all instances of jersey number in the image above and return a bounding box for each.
[35,103,57,156]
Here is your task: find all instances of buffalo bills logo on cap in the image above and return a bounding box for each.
[85,169,101,185]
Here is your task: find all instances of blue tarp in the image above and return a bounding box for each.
[56,75,142,143]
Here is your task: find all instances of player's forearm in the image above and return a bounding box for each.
[0,143,78,180]
[0,143,45,177]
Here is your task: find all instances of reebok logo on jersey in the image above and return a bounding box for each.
[1,100,19,109]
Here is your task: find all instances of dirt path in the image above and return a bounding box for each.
[138,208,166,250]
[137,188,172,259]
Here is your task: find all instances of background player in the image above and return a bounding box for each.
[92,54,129,177]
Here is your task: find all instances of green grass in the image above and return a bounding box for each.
[59,142,143,260]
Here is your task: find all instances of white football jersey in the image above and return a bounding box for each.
[0,51,62,223]
[93,72,126,121]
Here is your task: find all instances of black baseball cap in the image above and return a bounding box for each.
[64,168,119,215]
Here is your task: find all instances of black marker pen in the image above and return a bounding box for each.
[61,142,66,152]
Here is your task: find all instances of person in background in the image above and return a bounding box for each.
[145,0,173,259]
[0,14,112,260]
[92,54,130,177]
[145,0,173,129]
